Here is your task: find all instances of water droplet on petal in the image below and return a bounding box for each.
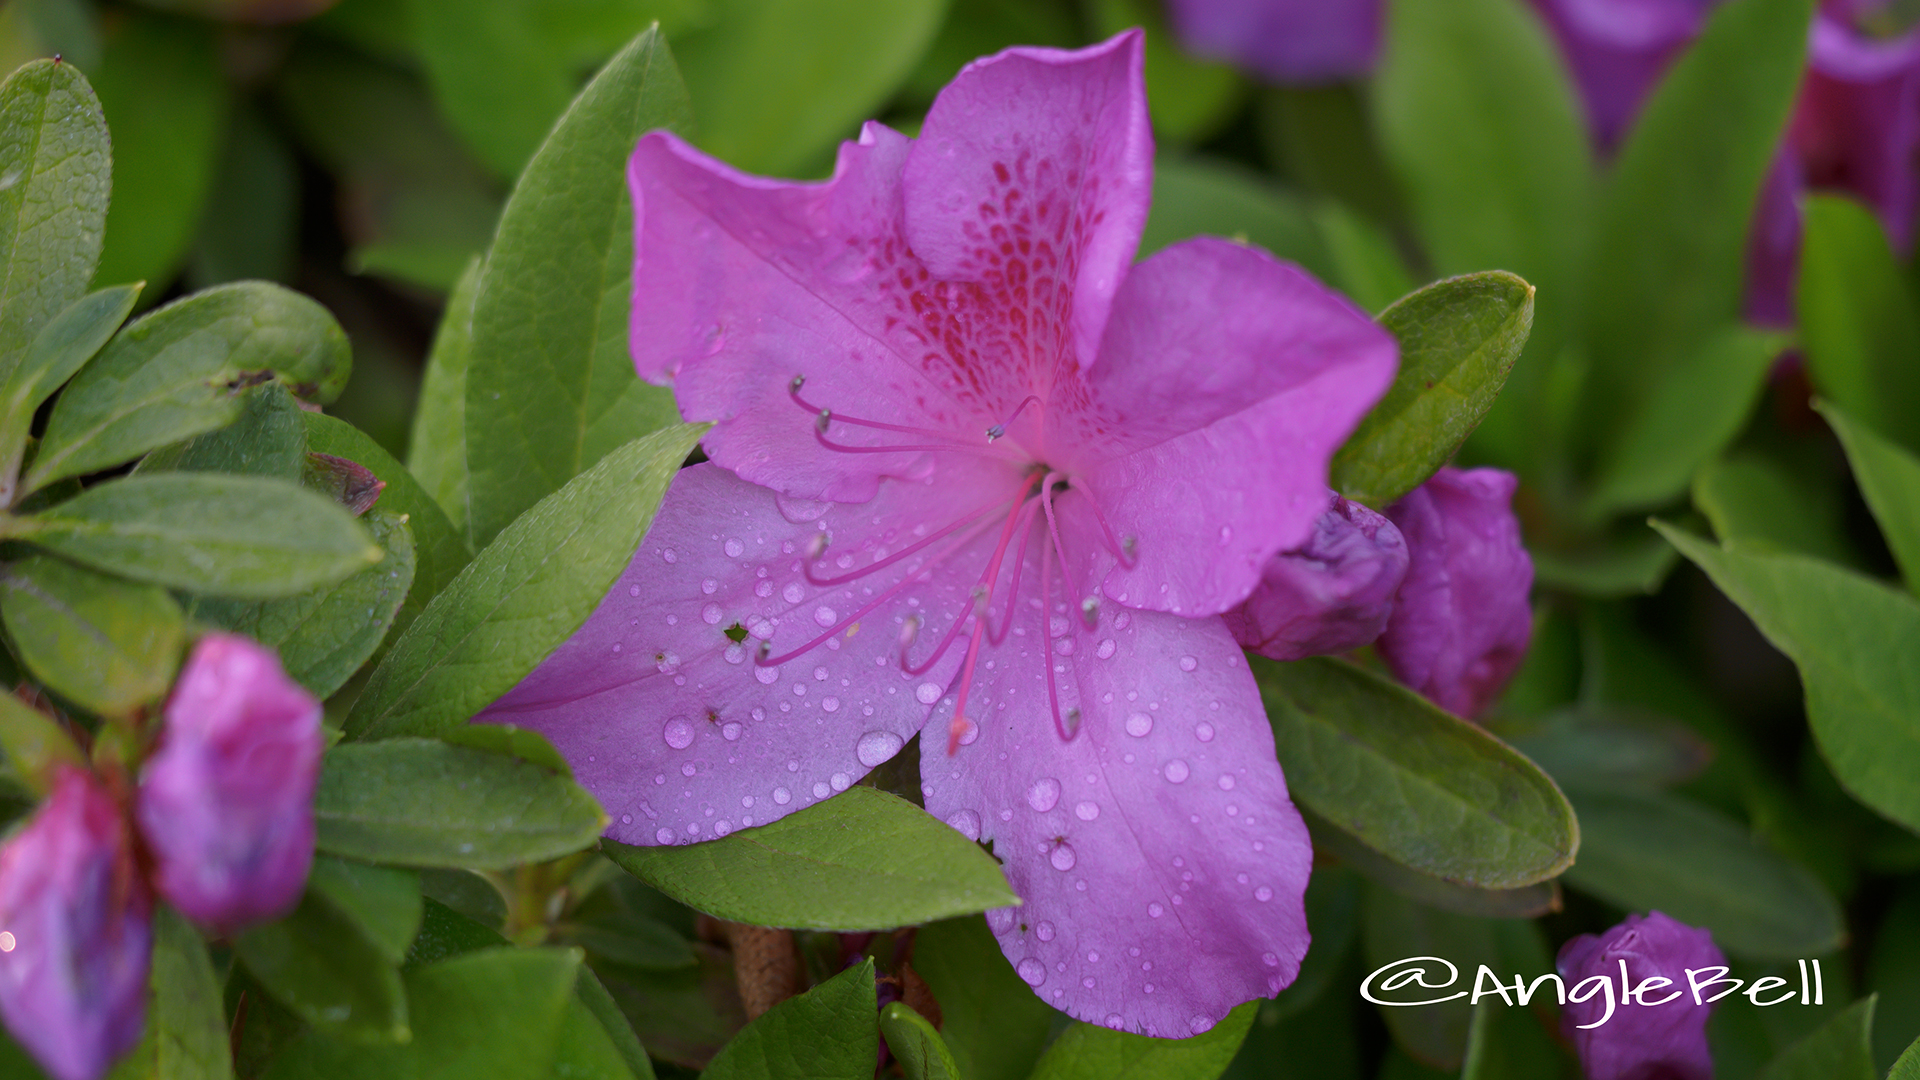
[1026,777,1061,812]
[812,782,830,799]
[1016,959,1046,986]
[1190,1016,1215,1035]
[773,787,792,805]
[1082,977,1096,989]
[654,828,675,844]
[1164,759,1189,783]
[1075,801,1099,821]
[782,582,805,604]
[1256,886,1273,901]
[822,696,841,713]
[1125,712,1152,737]
[1050,843,1077,871]
[620,814,632,825]
[680,763,696,777]
[814,605,837,627]
[1179,655,1198,672]
[830,772,851,791]
[662,548,677,564]
[629,584,641,598]
[946,809,981,840]
[1147,903,1164,918]
[1035,921,1055,942]
[915,682,944,705]
[663,718,695,750]
[1217,774,1236,791]
[702,603,723,625]
[722,722,743,741]
[724,538,744,558]
[713,820,732,837]
[856,730,904,767]
[755,665,779,685]
[1096,638,1116,660]
[1195,722,1215,742]
[755,580,774,598]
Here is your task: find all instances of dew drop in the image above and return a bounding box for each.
[755,666,779,685]
[663,718,695,750]
[1164,759,1190,783]
[1179,655,1198,672]
[702,603,723,625]
[702,578,718,594]
[773,787,792,805]
[655,828,675,844]
[620,814,633,825]
[1016,958,1046,987]
[946,809,981,840]
[742,796,755,808]
[755,580,774,598]
[1105,1014,1125,1029]
[953,718,979,746]
[830,772,852,791]
[1257,885,1275,901]
[662,548,677,564]
[1026,777,1062,812]
[724,644,746,664]
[856,730,904,767]
[1195,722,1215,742]
[1190,1016,1215,1035]
[1082,977,1096,989]
[822,696,841,713]
[629,584,641,598]
[1075,801,1100,821]
[680,763,696,777]
[915,682,944,705]
[782,582,805,604]
[1035,921,1055,942]
[814,605,837,627]
[812,782,831,799]
[1124,712,1153,738]
[1217,774,1236,791]
[1096,638,1116,660]
[712,820,733,837]
[724,538,744,558]
[1053,637,1074,656]
[1147,903,1164,918]
[1263,952,1281,966]
[1050,843,1077,871]
[722,722,743,741]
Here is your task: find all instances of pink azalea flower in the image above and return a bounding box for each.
[1376,467,1533,719]
[479,32,1396,1035]
[1558,911,1724,1080]
[1164,0,1382,83]
[1225,493,1409,661]
[0,769,151,1080]
[137,634,323,933]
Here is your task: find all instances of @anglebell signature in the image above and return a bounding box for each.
[1360,955,1827,1028]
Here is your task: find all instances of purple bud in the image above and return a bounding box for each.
[1557,911,1724,1080]
[137,634,323,933]
[1527,0,1720,153]
[1376,468,1533,719]
[1164,0,1381,83]
[1225,494,1408,661]
[0,769,151,1080]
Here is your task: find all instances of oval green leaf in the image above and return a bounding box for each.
[701,959,877,1080]
[0,553,185,717]
[1028,1002,1255,1080]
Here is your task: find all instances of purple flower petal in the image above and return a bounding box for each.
[1377,468,1533,719]
[1528,0,1721,152]
[137,633,323,933]
[1165,0,1381,83]
[920,588,1310,1038]
[1791,12,1920,249]
[1224,494,1408,660]
[1558,911,1724,1080]
[0,769,150,1080]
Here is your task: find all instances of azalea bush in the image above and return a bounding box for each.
[1,0,1918,1078]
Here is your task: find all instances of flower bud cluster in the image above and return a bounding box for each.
[0,634,323,1080]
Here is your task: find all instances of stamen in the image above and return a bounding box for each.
[903,472,1042,676]
[792,374,1006,452]
[1038,516,1079,744]
[984,395,1043,442]
[803,501,1002,588]
[1079,489,1140,569]
[984,498,1044,646]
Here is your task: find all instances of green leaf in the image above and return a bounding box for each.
[677,0,944,176]
[405,896,509,969]
[404,0,576,181]
[701,958,877,1080]
[1754,995,1877,1080]
[27,282,352,492]
[306,856,424,968]
[1895,1032,1920,1080]
[1506,707,1713,790]
[234,888,411,1043]
[603,785,1014,930]
[189,509,416,699]
[1819,401,1920,594]
[403,948,583,1080]
[406,256,479,538]
[0,554,185,717]
[132,906,237,1080]
[24,473,382,599]
[136,381,307,481]
[1561,784,1844,958]
[879,1003,960,1080]
[187,102,299,288]
[1255,656,1578,889]
[0,284,139,491]
[557,907,695,970]
[463,27,689,547]
[1457,997,1564,1080]
[345,424,701,740]
[0,58,109,381]
[1656,523,1920,836]
[571,965,658,1080]
[1693,451,1856,565]
[1303,809,1559,920]
[90,11,230,290]
[1311,200,1417,314]
[313,738,607,869]
[0,691,85,796]
[437,721,572,776]
[1374,0,1592,289]
[1529,527,1680,597]
[1588,325,1788,514]
[1581,0,1810,443]
[1331,271,1534,508]
[912,915,1056,1080]
[1799,195,1920,454]
[1028,1003,1256,1080]
[1137,156,1333,281]
[304,410,472,625]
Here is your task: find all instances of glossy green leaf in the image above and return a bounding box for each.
[571,964,658,1080]
[0,692,85,796]
[913,915,1056,1080]
[1256,656,1578,889]
[28,282,352,492]
[677,0,943,176]
[1820,401,1920,593]
[437,722,572,776]
[314,738,607,869]
[24,473,382,599]
[1754,995,1877,1080]
[190,509,415,699]
[463,28,688,547]
[1137,155,1332,280]
[1331,271,1534,508]
[1799,195,1920,453]
[306,856,423,968]
[1303,809,1559,920]
[143,906,236,1080]
[1589,325,1788,514]
[1561,784,1844,958]
[134,381,307,481]
[234,888,411,1043]
[90,11,229,289]
[406,256,479,538]
[0,554,185,717]
[879,1003,960,1080]
[1895,1032,1920,1080]
[406,0,577,181]
[1029,1002,1256,1080]
[701,959,876,1080]
[404,948,583,1080]
[0,285,139,493]
[603,785,1015,929]
[1375,0,1591,289]
[346,424,701,740]
[1582,0,1810,439]
[1693,451,1856,565]
[0,59,109,381]
[1657,523,1920,836]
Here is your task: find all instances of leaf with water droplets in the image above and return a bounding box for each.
[602,785,1015,931]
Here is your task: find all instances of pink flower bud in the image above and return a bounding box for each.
[1225,494,1408,661]
[0,769,151,1080]
[1558,911,1724,1080]
[1377,467,1533,719]
[137,634,323,933]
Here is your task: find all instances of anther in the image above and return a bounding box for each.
[1062,708,1082,739]
[898,615,922,650]
[815,408,832,433]
[753,640,773,664]
[1080,596,1100,629]
[985,424,1005,442]
[1122,536,1138,561]
[805,532,828,561]
[790,374,806,392]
